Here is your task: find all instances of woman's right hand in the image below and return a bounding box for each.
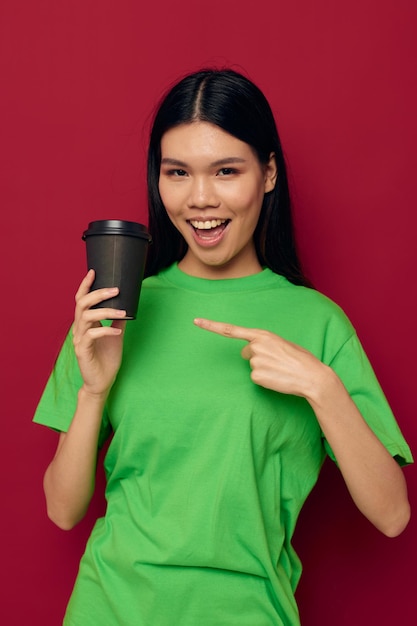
[72,270,127,397]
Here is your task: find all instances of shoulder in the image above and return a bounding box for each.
[271,273,353,326]
[258,273,357,361]
[142,266,176,290]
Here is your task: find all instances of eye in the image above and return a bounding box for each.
[170,168,188,177]
[162,168,188,177]
[217,167,237,176]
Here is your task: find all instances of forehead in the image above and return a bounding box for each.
[160,121,256,162]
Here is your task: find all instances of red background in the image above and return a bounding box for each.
[2,1,416,624]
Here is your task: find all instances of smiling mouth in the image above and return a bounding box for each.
[189,219,228,230]
[187,218,230,244]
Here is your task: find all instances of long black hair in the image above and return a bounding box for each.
[145,68,311,287]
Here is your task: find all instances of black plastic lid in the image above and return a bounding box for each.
[82,219,151,241]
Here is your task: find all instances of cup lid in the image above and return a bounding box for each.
[82,220,151,241]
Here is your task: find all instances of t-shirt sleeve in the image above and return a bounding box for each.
[323,332,413,467]
[32,329,112,449]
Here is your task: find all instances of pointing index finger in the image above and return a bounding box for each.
[193,318,258,341]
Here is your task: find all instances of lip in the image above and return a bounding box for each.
[187,215,228,223]
[187,218,230,248]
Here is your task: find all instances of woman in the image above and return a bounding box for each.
[34,69,412,626]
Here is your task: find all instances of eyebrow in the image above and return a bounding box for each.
[160,157,247,167]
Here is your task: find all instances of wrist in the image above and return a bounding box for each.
[78,385,109,407]
[304,363,341,409]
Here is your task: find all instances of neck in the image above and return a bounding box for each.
[178,256,263,280]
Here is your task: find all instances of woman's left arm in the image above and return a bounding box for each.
[194,318,411,537]
[306,367,410,537]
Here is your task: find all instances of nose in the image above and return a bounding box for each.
[187,176,220,209]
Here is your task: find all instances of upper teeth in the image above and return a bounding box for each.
[190,219,226,230]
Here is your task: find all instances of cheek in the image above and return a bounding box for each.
[158,186,175,221]
[159,191,186,231]
[235,175,265,208]
[238,189,264,224]
[158,179,168,206]
[159,183,184,216]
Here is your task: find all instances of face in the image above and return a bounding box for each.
[158,122,277,279]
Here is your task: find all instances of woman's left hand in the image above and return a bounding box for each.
[194,318,411,537]
[194,318,327,401]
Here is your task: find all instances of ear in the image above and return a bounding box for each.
[264,152,278,193]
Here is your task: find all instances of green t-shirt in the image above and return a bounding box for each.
[33,265,413,626]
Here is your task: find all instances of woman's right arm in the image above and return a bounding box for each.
[43,270,127,530]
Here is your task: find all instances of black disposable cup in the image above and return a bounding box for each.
[82,220,151,320]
